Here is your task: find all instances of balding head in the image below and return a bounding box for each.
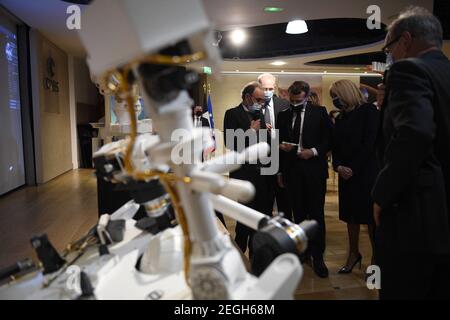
[241,81,265,107]
[257,73,277,100]
[258,73,276,87]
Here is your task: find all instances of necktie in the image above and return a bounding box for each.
[264,105,271,126]
[298,106,306,151]
[292,106,305,145]
[292,109,301,142]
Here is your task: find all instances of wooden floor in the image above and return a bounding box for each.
[295,177,378,300]
[0,169,378,299]
[0,169,99,271]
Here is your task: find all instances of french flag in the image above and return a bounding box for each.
[204,94,216,156]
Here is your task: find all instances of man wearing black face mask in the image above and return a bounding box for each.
[192,105,210,128]
[373,6,450,299]
[277,81,332,278]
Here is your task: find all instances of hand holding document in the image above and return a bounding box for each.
[280,141,298,152]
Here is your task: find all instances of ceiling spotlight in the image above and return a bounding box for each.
[270,61,286,66]
[230,29,247,46]
[286,20,308,34]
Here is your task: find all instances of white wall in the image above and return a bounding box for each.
[68,54,78,169]
[30,30,72,183]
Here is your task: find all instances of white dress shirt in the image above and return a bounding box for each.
[194,116,202,128]
[263,98,276,139]
[291,105,318,156]
[265,98,276,127]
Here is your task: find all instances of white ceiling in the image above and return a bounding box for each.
[0,0,88,56]
[0,0,435,71]
[202,0,434,72]
[203,0,433,30]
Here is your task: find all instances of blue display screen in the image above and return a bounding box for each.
[0,18,25,195]
[0,25,20,111]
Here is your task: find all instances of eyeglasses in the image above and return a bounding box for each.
[382,33,416,55]
[381,35,401,55]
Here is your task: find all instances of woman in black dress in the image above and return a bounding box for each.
[330,80,379,273]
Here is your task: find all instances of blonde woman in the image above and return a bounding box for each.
[308,91,321,106]
[330,79,379,274]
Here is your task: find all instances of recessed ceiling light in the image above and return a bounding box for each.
[230,29,247,45]
[286,20,308,34]
[264,7,284,13]
[270,61,286,66]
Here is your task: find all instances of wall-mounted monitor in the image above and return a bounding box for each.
[104,94,153,137]
[0,14,25,195]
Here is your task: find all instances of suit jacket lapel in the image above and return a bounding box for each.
[237,104,251,129]
[376,81,390,162]
[302,103,312,141]
[286,108,294,140]
[273,97,280,117]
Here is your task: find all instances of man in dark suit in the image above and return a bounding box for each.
[257,73,292,218]
[373,6,450,299]
[223,81,271,256]
[277,81,331,278]
[192,105,210,128]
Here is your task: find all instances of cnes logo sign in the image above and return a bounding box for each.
[66,5,81,30]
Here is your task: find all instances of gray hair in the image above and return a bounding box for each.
[387,6,443,48]
[257,73,277,84]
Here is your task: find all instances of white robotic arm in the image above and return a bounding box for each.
[77,0,317,300]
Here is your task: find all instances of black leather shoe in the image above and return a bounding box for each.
[312,258,329,278]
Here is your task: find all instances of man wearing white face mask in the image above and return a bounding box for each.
[223,82,272,257]
[257,73,291,219]
[257,73,290,136]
